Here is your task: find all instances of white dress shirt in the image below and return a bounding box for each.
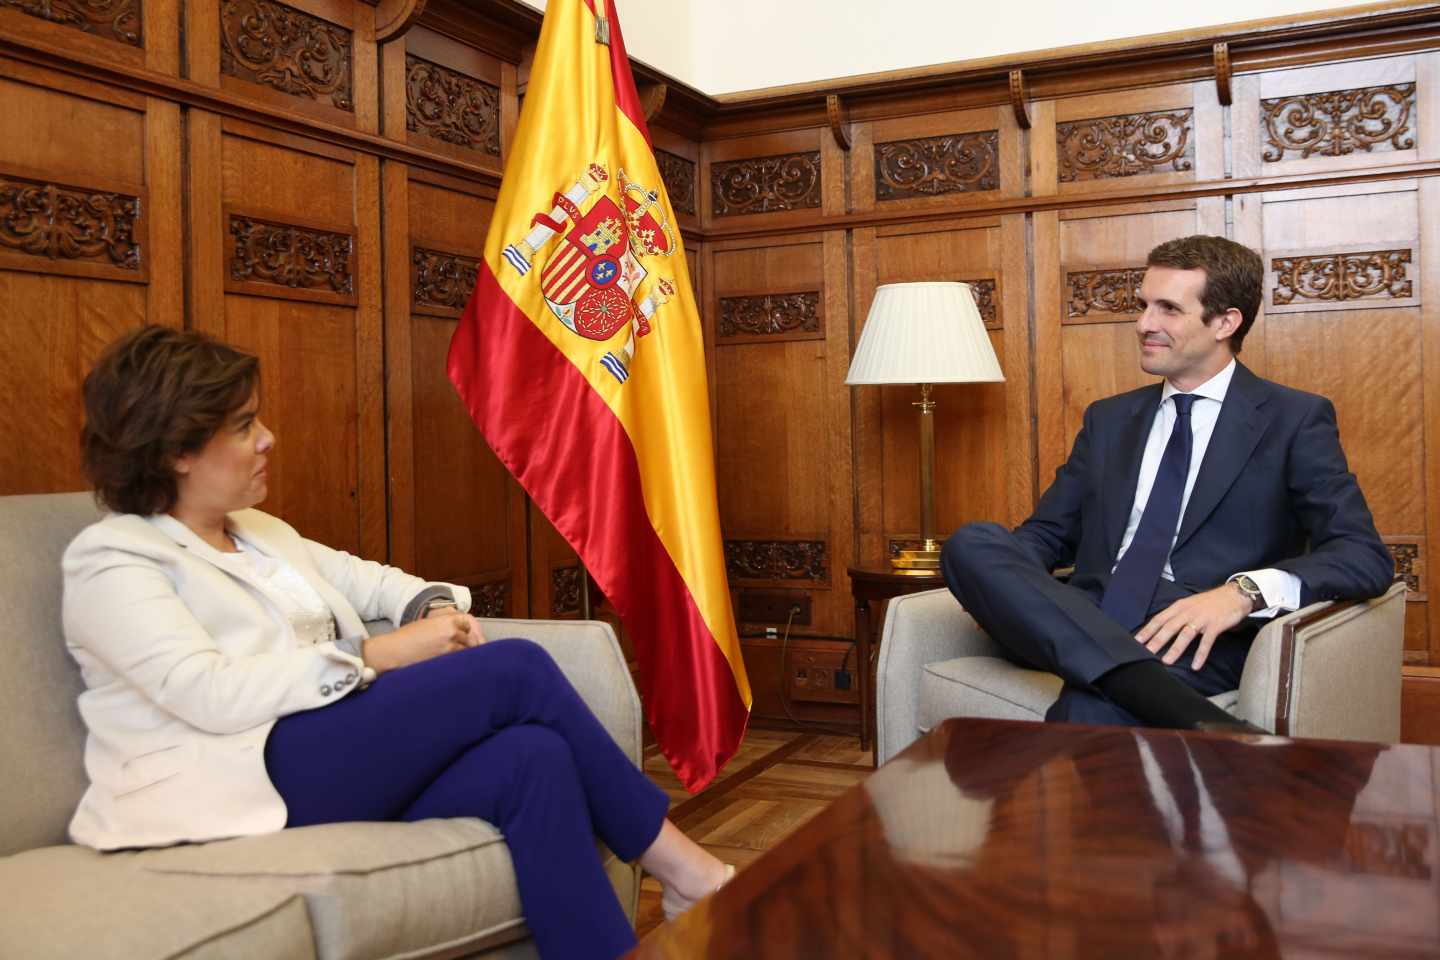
[1114,359,1301,617]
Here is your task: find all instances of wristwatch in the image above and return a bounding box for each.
[422,597,460,618]
[1230,574,1266,612]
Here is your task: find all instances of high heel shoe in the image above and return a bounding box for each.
[661,863,735,922]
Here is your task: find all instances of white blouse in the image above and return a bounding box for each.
[216,535,337,648]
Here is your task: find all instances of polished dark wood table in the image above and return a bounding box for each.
[631,718,1440,958]
[847,565,945,760]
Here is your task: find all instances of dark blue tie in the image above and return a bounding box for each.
[1101,393,1197,631]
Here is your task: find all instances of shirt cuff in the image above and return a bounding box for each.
[1231,569,1303,619]
[400,585,457,625]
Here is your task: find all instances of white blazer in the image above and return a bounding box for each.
[61,509,470,851]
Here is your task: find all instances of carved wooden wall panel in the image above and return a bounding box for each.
[716,291,822,344]
[873,130,999,201]
[410,244,480,318]
[382,25,509,168]
[1034,203,1220,488]
[1063,265,1146,324]
[655,148,696,217]
[1056,110,1194,183]
[1267,245,1420,313]
[707,229,853,724]
[380,165,528,616]
[405,53,500,157]
[724,539,829,584]
[0,169,144,279]
[185,118,383,559]
[1261,83,1416,162]
[225,211,355,303]
[967,278,1000,330]
[1232,57,1431,178]
[0,67,179,497]
[851,107,1021,216]
[1036,83,1220,196]
[219,0,353,110]
[710,151,821,217]
[0,0,141,47]
[1238,175,1433,661]
[853,217,1033,567]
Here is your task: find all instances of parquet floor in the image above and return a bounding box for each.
[634,726,874,941]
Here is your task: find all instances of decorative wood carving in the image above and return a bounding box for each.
[655,149,696,217]
[220,0,353,111]
[711,152,822,218]
[0,171,140,270]
[1214,42,1232,106]
[1008,69,1030,130]
[1261,83,1416,162]
[874,130,999,201]
[717,292,821,341]
[470,579,509,618]
[1065,267,1145,320]
[1271,249,1413,306]
[1056,110,1194,182]
[1385,539,1424,599]
[405,55,501,156]
[965,278,1000,330]
[411,246,480,317]
[228,214,353,295]
[552,565,580,615]
[724,539,828,583]
[826,94,851,151]
[1,0,141,46]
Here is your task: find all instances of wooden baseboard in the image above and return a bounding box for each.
[1402,667,1440,745]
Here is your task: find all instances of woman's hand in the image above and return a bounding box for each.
[361,611,486,675]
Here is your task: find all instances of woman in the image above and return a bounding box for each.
[63,325,730,959]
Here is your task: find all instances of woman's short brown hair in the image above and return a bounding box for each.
[81,325,260,515]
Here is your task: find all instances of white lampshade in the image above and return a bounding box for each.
[845,282,1005,385]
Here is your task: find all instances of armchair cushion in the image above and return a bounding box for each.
[876,582,1406,765]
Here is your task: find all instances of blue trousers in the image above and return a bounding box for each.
[942,522,1251,726]
[264,637,669,960]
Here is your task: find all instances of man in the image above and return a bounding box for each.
[942,235,1393,730]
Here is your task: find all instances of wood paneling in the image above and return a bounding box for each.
[5,0,1440,737]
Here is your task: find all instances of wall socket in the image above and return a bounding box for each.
[785,645,858,705]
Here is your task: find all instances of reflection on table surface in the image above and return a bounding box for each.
[632,718,1440,959]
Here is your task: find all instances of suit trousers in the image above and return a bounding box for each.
[942,522,1253,726]
[264,637,668,960]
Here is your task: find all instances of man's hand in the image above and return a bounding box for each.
[361,611,486,675]
[1134,583,1252,670]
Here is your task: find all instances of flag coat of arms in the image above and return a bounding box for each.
[448,0,751,790]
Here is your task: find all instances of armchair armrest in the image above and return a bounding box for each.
[362,617,644,765]
[1235,581,1407,742]
[875,588,1004,765]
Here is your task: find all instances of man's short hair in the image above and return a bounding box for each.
[1146,235,1263,353]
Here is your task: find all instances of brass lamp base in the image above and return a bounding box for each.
[889,539,942,574]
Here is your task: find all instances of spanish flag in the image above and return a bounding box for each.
[447,0,751,790]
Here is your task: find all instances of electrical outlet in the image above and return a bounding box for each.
[784,645,859,705]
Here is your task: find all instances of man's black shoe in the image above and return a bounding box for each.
[1191,718,1269,736]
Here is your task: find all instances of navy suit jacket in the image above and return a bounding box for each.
[1014,362,1392,608]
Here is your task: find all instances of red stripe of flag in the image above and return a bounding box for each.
[448,264,749,788]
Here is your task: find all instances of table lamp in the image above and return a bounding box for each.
[845,282,1004,573]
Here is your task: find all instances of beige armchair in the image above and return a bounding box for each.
[875,583,1408,766]
[0,492,643,960]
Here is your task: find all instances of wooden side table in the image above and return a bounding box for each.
[848,565,945,764]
